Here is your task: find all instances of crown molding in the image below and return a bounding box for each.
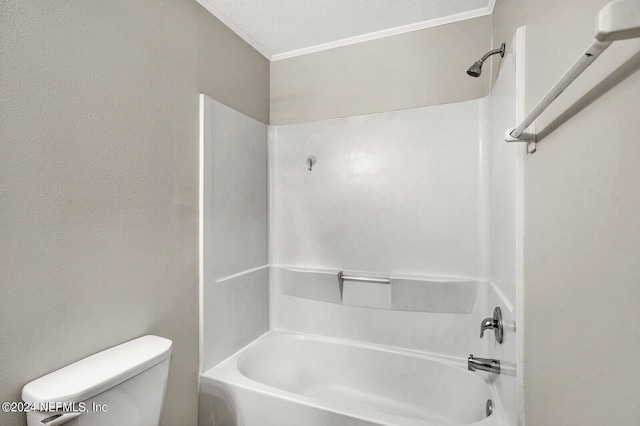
[196,0,496,62]
[272,0,496,61]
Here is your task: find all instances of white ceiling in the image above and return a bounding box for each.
[196,0,495,61]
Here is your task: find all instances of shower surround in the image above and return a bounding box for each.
[200,29,524,426]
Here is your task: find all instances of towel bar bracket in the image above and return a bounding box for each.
[505,128,537,154]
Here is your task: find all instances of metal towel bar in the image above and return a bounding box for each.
[505,0,640,153]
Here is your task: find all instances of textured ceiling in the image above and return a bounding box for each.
[196,0,494,60]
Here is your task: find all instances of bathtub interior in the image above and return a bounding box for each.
[239,334,493,424]
[202,331,503,426]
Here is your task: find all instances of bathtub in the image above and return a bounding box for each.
[199,331,504,426]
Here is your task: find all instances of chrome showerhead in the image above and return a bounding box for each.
[466,43,506,77]
[466,60,484,77]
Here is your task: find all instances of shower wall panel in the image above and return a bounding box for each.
[269,100,484,278]
[478,30,524,426]
[201,96,269,372]
[268,99,489,356]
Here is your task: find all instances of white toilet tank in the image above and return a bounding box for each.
[22,335,172,426]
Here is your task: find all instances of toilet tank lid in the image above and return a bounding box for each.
[22,335,172,404]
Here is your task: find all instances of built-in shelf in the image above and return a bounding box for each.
[273,266,479,314]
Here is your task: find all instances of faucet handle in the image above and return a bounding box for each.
[479,307,504,343]
[480,318,497,338]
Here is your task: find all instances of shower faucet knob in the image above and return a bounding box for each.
[479,307,503,344]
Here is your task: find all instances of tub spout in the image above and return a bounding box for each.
[468,355,500,374]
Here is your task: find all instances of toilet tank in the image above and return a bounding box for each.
[22,335,172,426]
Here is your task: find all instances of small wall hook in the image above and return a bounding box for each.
[307,156,317,171]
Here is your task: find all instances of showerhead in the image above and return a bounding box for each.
[466,43,506,77]
[467,61,484,77]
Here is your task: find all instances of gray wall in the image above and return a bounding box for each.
[491,0,524,86]
[270,16,494,125]
[522,0,640,424]
[494,0,640,424]
[0,1,269,425]
[525,71,640,426]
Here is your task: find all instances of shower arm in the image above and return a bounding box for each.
[480,45,505,63]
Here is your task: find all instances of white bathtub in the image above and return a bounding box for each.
[199,332,504,426]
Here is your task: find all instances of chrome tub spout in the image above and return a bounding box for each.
[468,355,500,374]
